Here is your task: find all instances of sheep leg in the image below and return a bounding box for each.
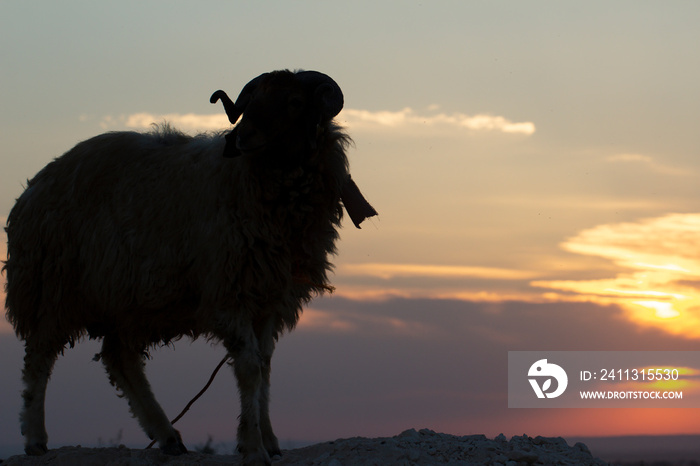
[226,329,271,466]
[256,319,281,458]
[99,337,187,455]
[20,338,64,455]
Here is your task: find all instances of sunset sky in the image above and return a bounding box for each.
[2,0,700,458]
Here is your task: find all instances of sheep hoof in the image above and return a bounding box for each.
[25,443,48,456]
[161,438,188,455]
[241,453,272,466]
[265,442,281,458]
[238,446,272,466]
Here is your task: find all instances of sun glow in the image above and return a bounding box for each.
[633,301,680,319]
[533,213,700,338]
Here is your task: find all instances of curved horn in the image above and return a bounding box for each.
[211,72,270,125]
[210,90,240,125]
[296,71,344,121]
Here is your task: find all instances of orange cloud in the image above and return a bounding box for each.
[533,213,700,338]
[334,263,544,303]
[340,262,539,280]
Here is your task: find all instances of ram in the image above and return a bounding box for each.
[3,70,376,466]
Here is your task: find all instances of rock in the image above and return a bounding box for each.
[507,449,537,462]
[2,429,609,465]
[397,428,419,440]
[574,441,591,454]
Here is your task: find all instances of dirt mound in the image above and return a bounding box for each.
[3,428,607,465]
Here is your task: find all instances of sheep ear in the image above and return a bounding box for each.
[341,176,377,228]
[222,128,241,158]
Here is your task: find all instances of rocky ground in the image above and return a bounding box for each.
[2,428,610,465]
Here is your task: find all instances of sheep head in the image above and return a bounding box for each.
[211,70,377,228]
[210,70,343,159]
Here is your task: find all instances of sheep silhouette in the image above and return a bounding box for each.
[4,69,376,466]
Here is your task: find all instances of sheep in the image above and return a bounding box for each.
[3,69,377,466]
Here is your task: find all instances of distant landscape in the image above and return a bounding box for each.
[570,434,700,464]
